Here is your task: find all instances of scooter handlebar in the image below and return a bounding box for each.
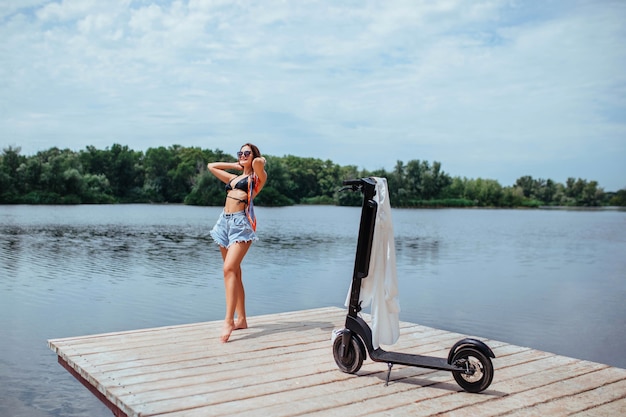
[342,177,376,186]
[342,179,363,186]
[341,177,377,195]
[340,179,361,193]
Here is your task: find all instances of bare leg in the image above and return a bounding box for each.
[234,268,248,331]
[219,241,251,343]
[232,255,248,330]
[219,245,248,331]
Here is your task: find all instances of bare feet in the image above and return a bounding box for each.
[221,321,235,343]
[235,318,248,330]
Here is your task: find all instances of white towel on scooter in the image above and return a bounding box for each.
[345,177,400,349]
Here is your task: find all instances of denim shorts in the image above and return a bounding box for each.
[210,210,258,248]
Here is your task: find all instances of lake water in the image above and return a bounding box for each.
[1,204,625,416]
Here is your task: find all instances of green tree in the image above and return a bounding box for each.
[143,146,176,202]
[316,160,342,200]
[0,143,613,208]
[185,148,239,206]
[609,189,626,206]
[405,159,424,199]
[336,165,364,206]
[563,177,603,206]
[82,173,115,203]
[515,175,537,198]
[108,144,144,200]
[281,156,324,203]
[441,176,466,199]
[254,155,295,206]
[537,179,557,205]
[514,175,558,205]
[422,161,452,200]
[169,146,205,202]
[387,161,407,205]
[565,177,584,200]
[580,180,602,206]
[184,170,225,206]
[464,178,503,206]
[501,186,525,207]
[0,146,25,202]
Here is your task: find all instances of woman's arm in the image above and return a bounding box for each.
[252,157,267,192]
[207,162,242,184]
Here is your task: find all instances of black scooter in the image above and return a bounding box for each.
[333,177,495,393]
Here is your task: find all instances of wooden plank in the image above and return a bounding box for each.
[57,355,128,417]
[504,378,626,416]
[48,307,626,417]
[191,345,561,417]
[303,349,561,417]
[570,396,626,416]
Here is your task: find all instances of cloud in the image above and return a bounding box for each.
[1,0,625,189]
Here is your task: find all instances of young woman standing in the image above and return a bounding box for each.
[207,143,267,343]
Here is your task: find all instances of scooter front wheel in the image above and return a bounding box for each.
[332,332,364,374]
[451,347,494,393]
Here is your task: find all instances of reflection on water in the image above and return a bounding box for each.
[1,204,625,416]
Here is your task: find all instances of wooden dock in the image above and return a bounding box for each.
[48,306,626,417]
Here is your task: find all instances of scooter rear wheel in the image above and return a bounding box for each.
[451,347,494,393]
[332,333,364,374]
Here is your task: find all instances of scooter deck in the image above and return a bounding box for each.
[370,348,460,372]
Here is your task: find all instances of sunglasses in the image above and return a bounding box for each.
[237,150,252,158]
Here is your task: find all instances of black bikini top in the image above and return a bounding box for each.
[225,176,249,192]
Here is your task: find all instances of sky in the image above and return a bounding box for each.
[1,0,625,190]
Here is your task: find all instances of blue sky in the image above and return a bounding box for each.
[1,0,625,190]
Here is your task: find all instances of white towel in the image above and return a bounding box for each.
[345,177,400,348]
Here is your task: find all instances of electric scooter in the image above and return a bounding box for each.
[332,177,495,393]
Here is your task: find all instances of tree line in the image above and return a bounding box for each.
[1,144,624,207]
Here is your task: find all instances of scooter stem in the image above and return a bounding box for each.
[346,178,378,317]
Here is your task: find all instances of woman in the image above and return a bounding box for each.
[207,143,267,343]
